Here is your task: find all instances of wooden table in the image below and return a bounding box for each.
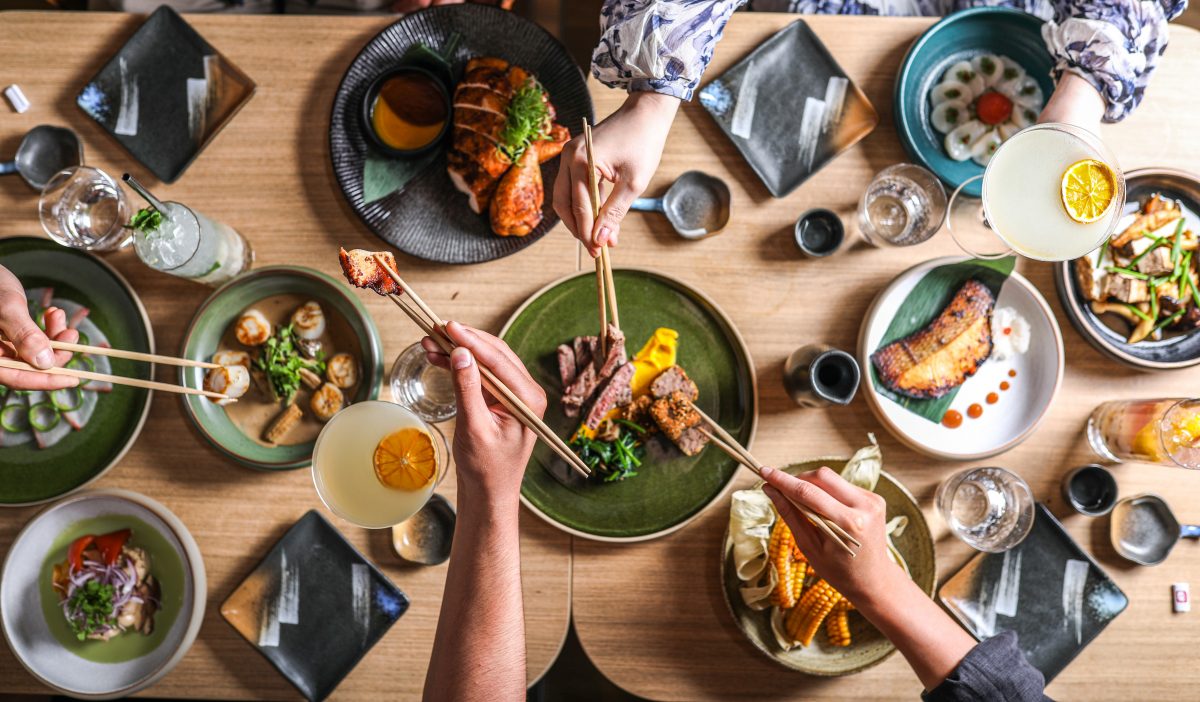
[0,11,575,700]
[570,13,1200,702]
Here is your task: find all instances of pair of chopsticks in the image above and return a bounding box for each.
[368,253,592,480]
[692,406,861,557]
[582,118,620,356]
[0,338,233,401]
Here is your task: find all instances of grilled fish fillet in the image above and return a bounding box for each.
[339,248,400,297]
[870,279,995,399]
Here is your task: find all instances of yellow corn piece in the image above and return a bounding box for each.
[786,579,843,647]
[834,598,855,612]
[789,558,807,604]
[826,608,852,647]
[768,519,798,608]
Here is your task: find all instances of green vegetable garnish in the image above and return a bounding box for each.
[1125,304,1153,322]
[253,324,325,405]
[569,421,647,483]
[66,580,116,641]
[1153,309,1186,333]
[126,207,163,234]
[1107,266,1149,280]
[1172,219,1185,266]
[497,79,550,162]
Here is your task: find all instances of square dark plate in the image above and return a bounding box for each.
[697,19,877,198]
[938,503,1127,682]
[77,5,255,183]
[221,511,409,702]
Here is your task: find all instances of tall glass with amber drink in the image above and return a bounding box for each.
[312,400,448,528]
[1087,398,1200,469]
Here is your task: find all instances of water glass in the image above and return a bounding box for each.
[936,466,1035,553]
[390,342,457,423]
[1087,398,1200,469]
[38,166,130,251]
[132,201,252,286]
[856,163,947,247]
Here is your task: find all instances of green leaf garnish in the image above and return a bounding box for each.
[497,79,550,163]
[126,207,163,234]
[67,580,116,641]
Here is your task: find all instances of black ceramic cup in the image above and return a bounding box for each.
[794,208,844,257]
[1062,464,1118,516]
[782,344,861,408]
[361,65,452,158]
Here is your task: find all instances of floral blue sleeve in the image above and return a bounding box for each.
[1042,0,1187,122]
[591,0,749,101]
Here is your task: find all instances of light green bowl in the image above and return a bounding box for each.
[179,266,384,471]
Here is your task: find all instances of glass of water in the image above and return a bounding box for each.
[38,166,130,251]
[390,342,457,423]
[856,163,947,247]
[132,201,251,286]
[936,466,1035,553]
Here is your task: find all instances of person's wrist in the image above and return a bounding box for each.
[846,557,911,611]
[456,477,521,516]
[624,91,681,122]
[1039,72,1105,130]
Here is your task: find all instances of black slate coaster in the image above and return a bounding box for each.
[221,510,409,702]
[77,5,255,183]
[939,503,1128,682]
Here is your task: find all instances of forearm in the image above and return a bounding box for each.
[423,490,525,702]
[853,566,976,692]
[1038,72,1105,130]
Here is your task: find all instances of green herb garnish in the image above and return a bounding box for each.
[1153,309,1186,333]
[126,207,163,234]
[1125,304,1153,322]
[497,79,550,162]
[1107,266,1149,280]
[1172,219,1185,266]
[569,421,647,483]
[67,580,115,641]
[253,324,325,405]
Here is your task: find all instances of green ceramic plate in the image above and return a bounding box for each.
[500,268,757,541]
[179,266,384,471]
[720,460,936,676]
[0,237,154,506]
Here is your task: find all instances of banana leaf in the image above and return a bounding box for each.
[869,257,1016,423]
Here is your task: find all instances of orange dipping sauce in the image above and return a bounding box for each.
[967,403,983,419]
[370,72,447,151]
[986,392,999,405]
[1000,381,1011,391]
[942,409,963,429]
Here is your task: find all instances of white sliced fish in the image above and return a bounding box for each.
[971,129,1003,166]
[931,99,971,134]
[997,121,1021,140]
[971,54,1004,87]
[1,391,33,448]
[81,351,113,393]
[999,57,1026,85]
[942,61,985,97]
[28,390,71,449]
[945,120,987,161]
[931,80,973,106]
[63,386,97,431]
[1011,104,1039,129]
[1010,76,1044,108]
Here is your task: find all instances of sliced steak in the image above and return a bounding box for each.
[651,365,699,402]
[573,336,596,375]
[675,427,711,457]
[595,324,626,381]
[584,362,634,431]
[561,364,596,418]
[557,343,577,389]
[649,391,702,442]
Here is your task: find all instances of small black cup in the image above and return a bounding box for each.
[794,209,844,258]
[782,344,861,408]
[1062,464,1118,516]
[361,65,451,158]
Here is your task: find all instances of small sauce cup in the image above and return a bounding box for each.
[361,66,451,158]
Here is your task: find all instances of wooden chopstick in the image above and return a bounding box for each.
[41,339,220,369]
[0,358,232,401]
[369,255,591,479]
[582,119,621,339]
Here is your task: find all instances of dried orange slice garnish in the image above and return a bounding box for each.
[373,428,436,491]
[1061,159,1117,223]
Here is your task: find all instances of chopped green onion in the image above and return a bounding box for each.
[1097,239,1109,264]
[1150,283,1159,320]
[50,387,82,412]
[1153,309,1186,333]
[1172,219,1186,266]
[1107,266,1149,280]
[1125,304,1153,322]
[28,402,59,432]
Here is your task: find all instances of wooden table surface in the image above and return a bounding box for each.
[0,11,576,700]
[570,12,1200,702]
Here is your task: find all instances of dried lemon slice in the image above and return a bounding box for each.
[373,428,436,491]
[1061,159,1117,223]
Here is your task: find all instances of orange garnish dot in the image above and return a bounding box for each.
[373,428,436,491]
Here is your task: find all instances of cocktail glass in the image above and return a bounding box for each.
[1087,398,1200,469]
[132,200,252,286]
[936,466,1035,553]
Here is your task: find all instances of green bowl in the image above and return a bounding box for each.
[179,266,384,471]
[0,237,154,506]
[720,460,936,676]
[501,268,757,542]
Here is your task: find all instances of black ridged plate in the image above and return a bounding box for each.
[329,5,592,264]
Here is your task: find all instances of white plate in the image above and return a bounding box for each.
[0,489,206,699]
[858,257,1064,460]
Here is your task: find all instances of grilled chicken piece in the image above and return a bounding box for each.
[870,280,995,400]
[490,146,543,236]
[538,124,570,163]
[339,247,400,296]
[453,86,509,117]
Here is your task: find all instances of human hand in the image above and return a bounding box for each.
[1038,72,1105,134]
[759,465,903,605]
[421,321,547,505]
[553,91,680,257]
[0,266,78,391]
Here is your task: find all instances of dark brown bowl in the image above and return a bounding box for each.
[360,65,451,158]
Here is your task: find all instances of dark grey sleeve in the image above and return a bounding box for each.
[922,631,1052,702]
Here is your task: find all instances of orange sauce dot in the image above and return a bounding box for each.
[1003,327,1012,335]
[942,409,963,429]
[986,392,999,405]
[1000,381,1011,391]
[1008,369,1017,378]
[967,403,984,419]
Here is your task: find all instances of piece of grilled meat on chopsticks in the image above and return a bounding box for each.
[339,248,401,296]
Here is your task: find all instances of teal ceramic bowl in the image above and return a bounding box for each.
[179,266,384,471]
[894,7,1056,197]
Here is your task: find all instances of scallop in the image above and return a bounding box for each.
[971,54,1004,87]
[211,350,251,369]
[970,130,1003,166]
[326,352,359,389]
[310,383,344,422]
[931,100,970,134]
[931,81,972,106]
[945,120,987,161]
[999,57,1026,84]
[942,61,985,97]
[235,308,271,347]
[1011,104,1038,129]
[290,300,326,341]
[997,121,1020,140]
[1011,76,1044,108]
[204,365,250,404]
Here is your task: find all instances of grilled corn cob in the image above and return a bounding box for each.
[769,519,800,608]
[826,608,852,647]
[785,579,843,646]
